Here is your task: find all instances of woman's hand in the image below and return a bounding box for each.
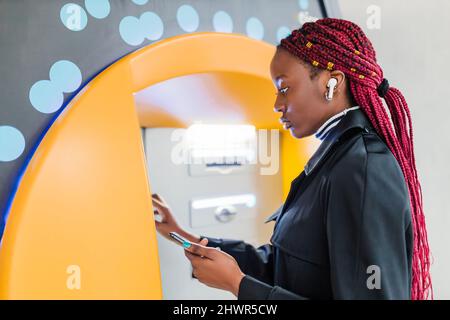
[184,239,245,297]
[153,193,245,296]
[152,193,201,244]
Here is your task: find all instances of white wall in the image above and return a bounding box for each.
[339,0,450,299]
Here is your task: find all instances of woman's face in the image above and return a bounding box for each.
[270,47,332,139]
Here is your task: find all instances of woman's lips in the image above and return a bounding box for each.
[280,118,292,130]
[282,121,292,130]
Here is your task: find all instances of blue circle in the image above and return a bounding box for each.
[276,26,291,43]
[299,0,309,10]
[0,126,26,162]
[177,5,199,32]
[140,11,164,41]
[60,3,88,31]
[85,0,110,19]
[49,60,82,93]
[29,80,64,114]
[213,11,233,33]
[132,0,148,4]
[119,16,144,46]
[246,17,264,40]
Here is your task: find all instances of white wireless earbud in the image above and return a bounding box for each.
[325,78,338,101]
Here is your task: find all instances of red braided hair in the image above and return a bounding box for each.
[279,18,432,300]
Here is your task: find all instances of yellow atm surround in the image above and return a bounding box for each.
[0,33,315,299]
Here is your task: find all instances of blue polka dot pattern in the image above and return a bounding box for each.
[49,60,83,93]
[246,17,264,40]
[299,0,309,10]
[119,12,164,46]
[85,0,111,19]
[29,81,64,114]
[276,26,291,43]
[140,12,164,41]
[29,60,82,114]
[132,0,148,5]
[177,5,199,32]
[60,3,88,31]
[119,16,143,46]
[0,126,26,162]
[213,11,233,33]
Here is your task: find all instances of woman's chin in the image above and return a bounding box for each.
[282,123,303,139]
[289,126,303,139]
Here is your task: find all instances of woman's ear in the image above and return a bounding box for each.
[329,70,346,92]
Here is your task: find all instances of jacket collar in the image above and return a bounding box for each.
[264,108,373,224]
[304,108,373,176]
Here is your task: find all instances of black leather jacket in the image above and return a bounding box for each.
[203,108,413,300]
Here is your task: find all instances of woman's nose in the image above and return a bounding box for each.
[273,101,286,113]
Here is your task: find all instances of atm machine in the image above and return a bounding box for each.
[0,0,338,299]
[143,123,283,299]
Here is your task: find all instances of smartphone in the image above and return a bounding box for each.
[169,231,192,249]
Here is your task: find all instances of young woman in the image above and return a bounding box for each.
[152,18,432,300]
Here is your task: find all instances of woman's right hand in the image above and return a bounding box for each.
[152,193,201,244]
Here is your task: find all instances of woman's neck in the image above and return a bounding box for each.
[315,106,360,140]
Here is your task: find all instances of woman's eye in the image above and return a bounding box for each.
[277,87,289,95]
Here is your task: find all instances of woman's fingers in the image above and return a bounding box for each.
[185,250,205,264]
[151,197,164,210]
[152,194,170,214]
[185,242,216,260]
[151,196,166,211]
[152,193,167,206]
[152,193,162,200]
[152,205,167,225]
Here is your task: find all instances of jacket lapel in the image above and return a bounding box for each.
[264,172,306,223]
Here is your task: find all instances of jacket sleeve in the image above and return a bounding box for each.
[237,275,309,300]
[325,135,413,299]
[199,236,274,286]
[199,236,310,300]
